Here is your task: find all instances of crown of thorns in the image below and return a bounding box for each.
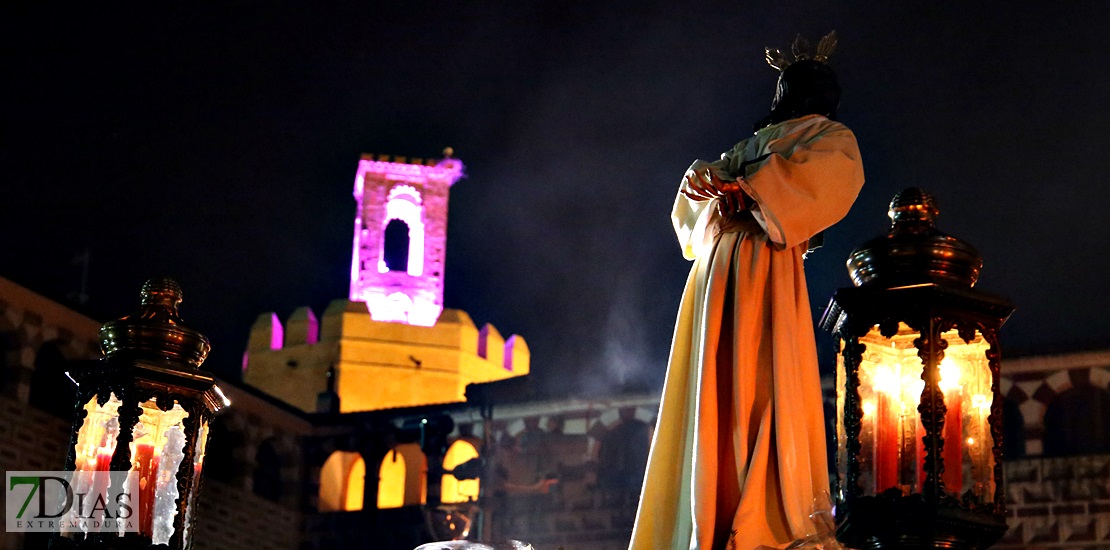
[765,30,837,71]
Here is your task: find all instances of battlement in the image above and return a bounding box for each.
[353,154,465,199]
[243,301,530,412]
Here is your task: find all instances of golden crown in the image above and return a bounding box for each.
[765,30,837,72]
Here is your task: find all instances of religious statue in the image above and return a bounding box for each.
[628,32,865,550]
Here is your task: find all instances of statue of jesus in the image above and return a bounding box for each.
[628,32,865,550]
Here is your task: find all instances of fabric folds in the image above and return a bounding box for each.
[628,115,864,550]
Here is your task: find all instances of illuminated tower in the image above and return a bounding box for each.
[243,151,529,413]
[349,152,464,326]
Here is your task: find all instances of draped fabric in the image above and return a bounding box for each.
[629,114,865,550]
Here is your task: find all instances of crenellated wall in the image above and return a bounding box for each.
[243,300,529,413]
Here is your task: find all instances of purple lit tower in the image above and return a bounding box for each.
[349,152,464,326]
[244,149,527,413]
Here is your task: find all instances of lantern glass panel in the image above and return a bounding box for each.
[65,393,123,538]
[73,393,122,473]
[129,397,190,544]
[941,330,995,505]
[837,323,995,503]
[181,420,209,546]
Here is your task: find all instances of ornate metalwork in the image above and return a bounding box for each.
[54,279,227,550]
[111,389,142,471]
[847,188,984,288]
[824,189,1015,548]
[983,327,1006,514]
[98,277,210,367]
[917,317,962,504]
[840,330,867,504]
[765,30,838,71]
[64,390,93,472]
[169,410,200,548]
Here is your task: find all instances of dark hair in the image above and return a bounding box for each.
[754,60,841,131]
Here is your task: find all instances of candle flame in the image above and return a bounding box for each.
[939,357,962,392]
[862,400,876,418]
[971,394,990,410]
[873,364,899,395]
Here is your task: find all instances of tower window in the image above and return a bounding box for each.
[383,219,410,272]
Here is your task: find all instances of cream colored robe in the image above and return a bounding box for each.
[629,114,865,550]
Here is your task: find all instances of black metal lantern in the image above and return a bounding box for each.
[55,278,229,549]
[821,189,1014,549]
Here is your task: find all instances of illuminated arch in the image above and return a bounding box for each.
[377,448,406,509]
[319,450,365,512]
[346,457,365,510]
[377,187,425,276]
[441,439,480,504]
[382,219,410,272]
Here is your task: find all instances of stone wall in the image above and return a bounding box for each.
[192,480,301,550]
[998,454,1110,548]
[0,396,73,550]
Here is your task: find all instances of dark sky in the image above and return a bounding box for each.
[3,1,1108,396]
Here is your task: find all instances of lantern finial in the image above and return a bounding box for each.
[99,277,211,367]
[140,276,184,310]
[888,187,939,226]
[847,188,983,288]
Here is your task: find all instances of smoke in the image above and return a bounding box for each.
[598,270,653,392]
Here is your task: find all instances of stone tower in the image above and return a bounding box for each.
[349,153,464,326]
[243,153,529,413]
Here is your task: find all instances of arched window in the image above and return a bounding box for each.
[377,187,425,277]
[1043,385,1110,456]
[204,418,241,483]
[29,341,73,418]
[384,444,430,508]
[377,448,406,509]
[1003,398,1026,458]
[346,457,365,510]
[319,450,365,512]
[441,440,480,504]
[383,219,410,272]
[253,439,282,502]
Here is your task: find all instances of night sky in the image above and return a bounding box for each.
[4,2,1108,396]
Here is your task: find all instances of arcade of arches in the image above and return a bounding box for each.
[319,444,428,512]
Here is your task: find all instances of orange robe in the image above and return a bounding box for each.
[629,114,865,550]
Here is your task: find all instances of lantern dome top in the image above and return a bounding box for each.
[847,188,983,288]
[99,277,211,368]
[888,187,939,223]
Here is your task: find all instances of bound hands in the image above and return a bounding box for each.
[681,167,750,217]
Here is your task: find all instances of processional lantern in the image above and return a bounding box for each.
[821,189,1014,549]
[55,278,229,549]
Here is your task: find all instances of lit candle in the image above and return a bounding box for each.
[971,394,990,489]
[90,446,114,531]
[942,390,963,493]
[939,358,963,495]
[872,365,901,492]
[135,442,158,536]
[915,416,926,492]
[875,391,898,491]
